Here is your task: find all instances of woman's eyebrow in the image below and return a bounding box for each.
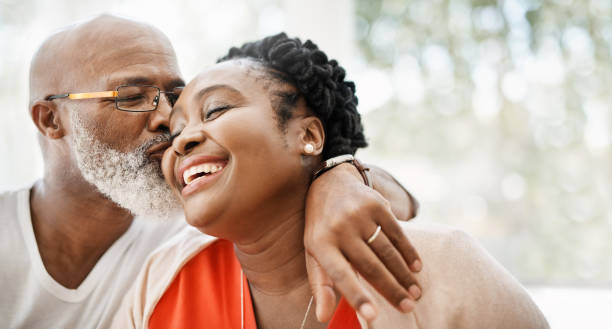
[169,84,243,120]
[195,84,243,101]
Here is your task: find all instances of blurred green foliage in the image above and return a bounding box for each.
[355,0,612,284]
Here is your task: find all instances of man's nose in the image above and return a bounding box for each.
[148,95,172,133]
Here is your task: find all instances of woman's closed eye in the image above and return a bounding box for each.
[205,104,233,121]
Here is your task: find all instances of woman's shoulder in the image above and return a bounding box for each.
[364,221,549,329]
[135,226,219,303]
[401,220,464,237]
[401,220,472,241]
[398,221,496,301]
[400,221,481,262]
[400,220,524,302]
[111,227,218,329]
[147,226,218,265]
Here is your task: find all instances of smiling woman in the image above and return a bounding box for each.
[113,33,548,329]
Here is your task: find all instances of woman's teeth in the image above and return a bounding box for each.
[183,163,224,185]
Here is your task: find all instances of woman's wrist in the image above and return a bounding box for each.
[312,154,371,187]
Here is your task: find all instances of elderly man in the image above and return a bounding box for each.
[0,15,421,329]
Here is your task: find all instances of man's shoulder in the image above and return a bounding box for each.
[0,186,29,210]
[0,186,30,244]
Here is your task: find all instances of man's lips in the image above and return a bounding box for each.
[147,141,172,160]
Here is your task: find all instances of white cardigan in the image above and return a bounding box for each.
[112,221,549,329]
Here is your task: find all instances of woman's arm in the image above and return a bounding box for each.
[304,162,422,323]
[368,164,418,221]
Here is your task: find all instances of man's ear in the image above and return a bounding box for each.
[299,116,325,156]
[30,101,65,139]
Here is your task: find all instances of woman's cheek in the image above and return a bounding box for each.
[161,149,179,193]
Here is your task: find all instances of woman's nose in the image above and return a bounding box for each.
[173,126,205,156]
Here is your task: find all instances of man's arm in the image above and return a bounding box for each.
[304,162,422,323]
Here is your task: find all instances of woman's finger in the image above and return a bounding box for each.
[366,226,421,300]
[305,252,337,322]
[309,246,380,323]
[342,239,416,313]
[373,194,423,273]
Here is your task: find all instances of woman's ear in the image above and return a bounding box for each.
[299,116,325,156]
[30,100,65,139]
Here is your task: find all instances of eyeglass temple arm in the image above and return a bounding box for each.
[46,94,69,100]
[46,91,118,101]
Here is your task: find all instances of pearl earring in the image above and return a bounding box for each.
[304,143,315,154]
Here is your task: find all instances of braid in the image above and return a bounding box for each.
[217,33,367,159]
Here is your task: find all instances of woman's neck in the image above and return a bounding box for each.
[234,209,308,295]
[234,209,326,329]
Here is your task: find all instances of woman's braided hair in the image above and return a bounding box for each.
[217,33,367,160]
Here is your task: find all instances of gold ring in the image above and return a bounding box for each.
[367,225,382,244]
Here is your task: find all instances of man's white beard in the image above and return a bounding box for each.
[69,110,181,220]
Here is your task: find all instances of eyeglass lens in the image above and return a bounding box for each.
[116,85,160,112]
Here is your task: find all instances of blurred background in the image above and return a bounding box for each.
[1,0,610,327]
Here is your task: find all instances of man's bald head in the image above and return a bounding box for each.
[29,14,177,105]
[27,15,183,218]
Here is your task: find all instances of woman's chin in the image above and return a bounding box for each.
[184,209,212,229]
[183,202,226,233]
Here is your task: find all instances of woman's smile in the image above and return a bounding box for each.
[177,155,229,197]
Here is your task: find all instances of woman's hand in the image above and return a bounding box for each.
[304,163,422,323]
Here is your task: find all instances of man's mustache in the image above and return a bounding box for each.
[134,133,173,166]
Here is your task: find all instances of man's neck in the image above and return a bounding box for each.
[29,176,133,289]
[233,209,326,329]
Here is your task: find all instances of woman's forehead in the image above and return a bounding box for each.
[173,61,273,118]
[188,60,262,94]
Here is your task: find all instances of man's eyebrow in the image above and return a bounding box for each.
[168,78,186,89]
[109,76,155,86]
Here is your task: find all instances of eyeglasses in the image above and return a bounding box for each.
[45,85,184,112]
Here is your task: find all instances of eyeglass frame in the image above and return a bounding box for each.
[45,84,184,112]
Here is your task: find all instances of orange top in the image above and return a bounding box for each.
[149,239,361,329]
